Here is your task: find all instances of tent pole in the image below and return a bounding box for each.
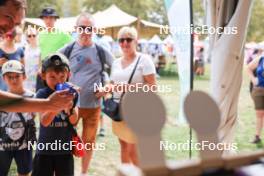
[189,0,194,159]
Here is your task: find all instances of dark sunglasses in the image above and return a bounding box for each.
[27,34,36,38]
[77,26,93,33]
[118,38,133,43]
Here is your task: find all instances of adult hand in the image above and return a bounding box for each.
[47,90,74,112]
[94,84,113,98]
[95,91,107,99]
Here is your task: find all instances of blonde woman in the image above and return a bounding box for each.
[97,26,156,165]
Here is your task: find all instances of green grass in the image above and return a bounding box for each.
[8,65,260,176]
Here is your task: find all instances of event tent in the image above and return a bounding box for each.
[149,35,163,44]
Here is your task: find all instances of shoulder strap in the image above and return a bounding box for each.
[63,41,76,59]
[95,44,107,85]
[95,44,106,65]
[64,113,78,135]
[120,56,141,99]
[128,56,141,84]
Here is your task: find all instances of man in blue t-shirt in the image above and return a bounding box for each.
[60,12,114,175]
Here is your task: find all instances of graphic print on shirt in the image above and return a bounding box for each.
[48,112,68,128]
[0,112,26,150]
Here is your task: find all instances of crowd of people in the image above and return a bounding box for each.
[0,1,157,176]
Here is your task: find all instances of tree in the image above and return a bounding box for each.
[26,0,83,17]
[247,0,264,42]
[26,0,54,17]
[193,0,205,26]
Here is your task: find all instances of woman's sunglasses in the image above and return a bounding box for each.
[27,34,36,38]
[118,38,133,43]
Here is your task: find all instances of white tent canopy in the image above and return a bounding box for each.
[140,19,164,29]
[138,39,149,44]
[149,35,162,44]
[93,4,137,28]
[163,35,174,44]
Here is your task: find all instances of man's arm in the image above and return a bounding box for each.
[0,90,74,112]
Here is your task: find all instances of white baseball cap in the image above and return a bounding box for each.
[2,60,25,75]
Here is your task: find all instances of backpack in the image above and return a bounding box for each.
[63,42,109,86]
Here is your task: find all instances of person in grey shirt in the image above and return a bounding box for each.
[60,12,113,175]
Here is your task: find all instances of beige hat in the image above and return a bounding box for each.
[2,60,25,75]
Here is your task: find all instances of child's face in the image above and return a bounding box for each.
[42,69,70,90]
[3,72,25,90]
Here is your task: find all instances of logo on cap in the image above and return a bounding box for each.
[47,8,52,13]
[54,59,61,66]
[7,63,13,68]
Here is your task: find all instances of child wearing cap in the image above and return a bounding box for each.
[32,53,78,176]
[0,60,36,176]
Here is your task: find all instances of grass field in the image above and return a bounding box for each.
[9,65,260,176]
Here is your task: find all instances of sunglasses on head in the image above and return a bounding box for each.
[77,26,93,33]
[27,34,36,38]
[118,38,133,43]
[5,34,15,38]
[5,31,16,38]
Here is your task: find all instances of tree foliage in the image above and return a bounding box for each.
[26,0,82,17]
[247,0,264,42]
[26,0,53,17]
